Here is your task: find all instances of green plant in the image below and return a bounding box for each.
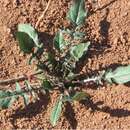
[1,0,130,126]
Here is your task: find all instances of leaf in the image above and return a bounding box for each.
[70,42,90,61]
[28,47,44,64]
[73,31,85,39]
[50,95,63,126]
[16,82,29,105]
[72,92,89,101]
[62,29,85,39]
[18,24,40,47]
[62,95,72,102]
[16,32,35,53]
[62,29,74,37]
[62,92,90,102]
[67,0,87,26]
[0,91,16,109]
[42,80,53,91]
[104,65,130,84]
[54,30,68,52]
[25,81,36,98]
[48,52,57,65]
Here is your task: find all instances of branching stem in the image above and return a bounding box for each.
[72,76,101,84]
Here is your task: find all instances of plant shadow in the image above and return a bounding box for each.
[99,8,110,43]
[80,99,130,118]
[75,40,111,74]
[89,0,119,16]
[38,32,54,46]
[10,92,50,129]
[38,32,56,53]
[76,8,111,73]
[64,102,77,129]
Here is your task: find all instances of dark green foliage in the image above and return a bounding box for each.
[16,32,35,53]
[42,80,53,91]
[0,90,16,109]
[18,24,40,46]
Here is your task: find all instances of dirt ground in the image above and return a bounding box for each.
[0,0,130,129]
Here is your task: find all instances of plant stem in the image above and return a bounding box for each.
[72,76,100,84]
[0,71,43,85]
[83,77,99,83]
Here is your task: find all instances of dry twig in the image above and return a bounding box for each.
[35,0,51,28]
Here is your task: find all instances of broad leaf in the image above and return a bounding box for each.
[18,24,40,47]
[70,42,90,61]
[50,95,63,126]
[104,65,130,84]
[67,0,87,26]
[16,82,29,105]
[16,32,34,53]
[54,30,68,52]
[42,80,53,91]
[72,92,89,101]
[0,91,16,109]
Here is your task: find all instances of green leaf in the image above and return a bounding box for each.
[62,95,72,102]
[70,42,90,61]
[18,24,40,47]
[73,31,85,39]
[16,82,29,105]
[54,30,68,52]
[25,81,36,98]
[72,92,89,101]
[104,65,130,84]
[48,52,57,65]
[62,29,85,39]
[50,95,63,126]
[67,0,87,26]
[42,80,53,91]
[0,91,16,109]
[16,32,35,53]
[62,29,74,37]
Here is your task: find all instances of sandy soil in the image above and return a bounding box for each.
[0,0,130,129]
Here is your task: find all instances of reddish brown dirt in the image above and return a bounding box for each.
[0,0,130,129]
